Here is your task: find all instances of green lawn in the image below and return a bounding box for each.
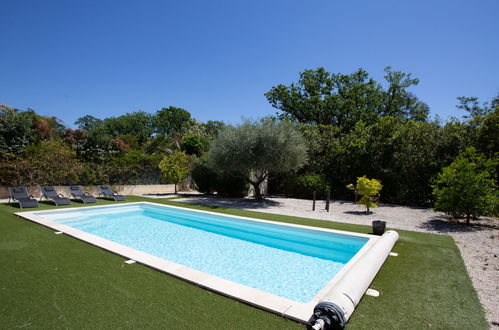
[0,196,488,329]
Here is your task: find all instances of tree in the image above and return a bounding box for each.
[101,111,154,143]
[207,118,308,199]
[158,151,190,194]
[432,148,497,223]
[347,176,383,213]
[0,105,35,154]
[265,67,428,132]
[154,107,193,137]
[75,115,103,131]
[181,134,209,156]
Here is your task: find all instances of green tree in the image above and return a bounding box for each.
[158,151,190,194]
[101,111,154,143]
[181,134,209,156]
[265,67,428,132]
[207,118,308,199]
[432,148,498,223]
[75,115,103,131]
[347,176,383,213]
[0,105,35,154]
[154,107,193,137]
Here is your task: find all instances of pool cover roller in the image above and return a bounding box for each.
[309,230,399,330]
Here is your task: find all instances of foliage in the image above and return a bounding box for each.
[74,115,103,131]
[201,120,226,139]
[66,127,118,162]
[181,134,209,156]
[191,156,218,194]
[158,151,190,193]
[297,173,330,195]
[106,151,162,184]
[265,67,428,132]
[0,105,35,155]
[214,173,248,197]
[191,156,248,197]
[207,118,308,199]
[0,141,82,186]
[347,176,383,213]
[432,148,498,223]
[154,106,193,136]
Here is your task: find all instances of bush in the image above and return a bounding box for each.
[0,141,83,186]
[191,156,218,194]
[347,176,383,213]
[297,173,329,191]
[432,148,498,223]
[215,174,248,197]
[191,156,248,197]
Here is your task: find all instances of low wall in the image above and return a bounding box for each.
[0,184,176,199]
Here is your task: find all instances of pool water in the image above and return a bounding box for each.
[39,203,368,303]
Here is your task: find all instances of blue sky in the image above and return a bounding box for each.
[1,0,498,127]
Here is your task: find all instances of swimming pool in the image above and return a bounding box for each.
[17,202,396,324]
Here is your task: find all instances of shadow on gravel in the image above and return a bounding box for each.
[343,211,371,215]
[419,216,499,234]
[175,196,281,209]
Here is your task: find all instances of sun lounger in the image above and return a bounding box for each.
[69,185,97,204]
[8,186,39,209]
[40,186,71,206]
[98,185,126,201]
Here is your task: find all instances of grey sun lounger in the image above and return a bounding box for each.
[69,185,97,204]
[98,185,126,201]
[8,186,39,209]
[41,186,71,206]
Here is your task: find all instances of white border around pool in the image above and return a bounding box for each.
[16,202,378,323]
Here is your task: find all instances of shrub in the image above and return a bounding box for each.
[432,148,498,223]
[191,156,248,197]
[347,176,383,213]
[297,173,330,196]
[191,156,218,194]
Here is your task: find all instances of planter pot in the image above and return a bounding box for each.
[372,220,386,235]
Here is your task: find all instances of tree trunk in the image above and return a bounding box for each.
[174,184,177,194]
[252,182,263,200]
[465,213,470,224]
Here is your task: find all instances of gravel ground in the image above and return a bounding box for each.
[175,195,499,328]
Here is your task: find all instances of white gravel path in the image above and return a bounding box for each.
[174,195,499,328]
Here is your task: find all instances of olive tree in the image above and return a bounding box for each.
[207,118,308,199]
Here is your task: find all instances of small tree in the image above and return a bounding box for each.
[432,148,497,224]
[347,176,382,213]
[207,118,308,199]
[158,151,190,194]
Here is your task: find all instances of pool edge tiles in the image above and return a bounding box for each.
[16,202,379,323]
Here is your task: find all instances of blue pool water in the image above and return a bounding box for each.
[38,203,368,303]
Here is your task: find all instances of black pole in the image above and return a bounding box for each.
[312,191,316,211]
[326,189,330,212]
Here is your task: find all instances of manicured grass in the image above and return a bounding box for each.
[0,196,488,329]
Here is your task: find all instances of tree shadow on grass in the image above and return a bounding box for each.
[419,215,499,234]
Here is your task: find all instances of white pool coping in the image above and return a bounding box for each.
[16,201,379,323]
